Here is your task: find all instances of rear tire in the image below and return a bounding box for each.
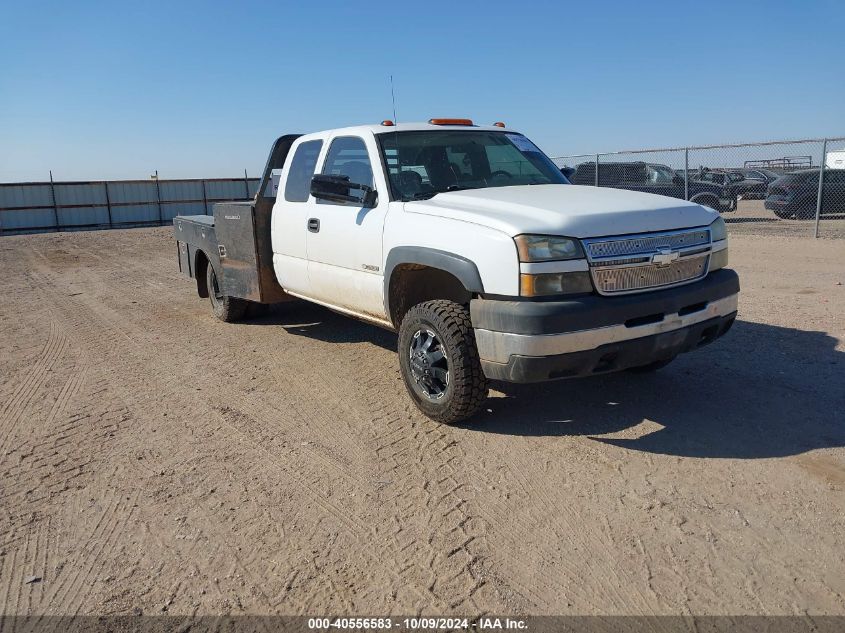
[206,263,247,322]
[398,300,488,424]
[627,357,675,373]
[692,195,719,211]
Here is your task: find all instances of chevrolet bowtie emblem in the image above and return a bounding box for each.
[652,249,680,267]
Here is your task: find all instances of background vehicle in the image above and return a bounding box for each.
[569,161,737,211]
[732,168,781,199]
[174,121,738,424]
[765,169,845,219]
[827,150,845,170]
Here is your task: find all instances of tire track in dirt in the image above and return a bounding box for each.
[11,237,501,613]
[47,489,139,616]
[0,234,684,616]
[71,243,507,613]
[357,374,502,614]
[13,253,399,614]
[0,319,68,459]
[21,242,502,614]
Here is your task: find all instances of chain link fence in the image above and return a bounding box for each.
[553,137,845,239]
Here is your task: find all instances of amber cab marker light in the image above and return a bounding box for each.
[429,118,474,126]
[493,121,506,128]
[381,120,394,126]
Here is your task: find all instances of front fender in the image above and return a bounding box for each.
[383,246,484,317]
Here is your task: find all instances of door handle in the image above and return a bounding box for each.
[307,218,320,233]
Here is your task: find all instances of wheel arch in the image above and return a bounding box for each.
[384,247,484,329]
[194,249,210,298]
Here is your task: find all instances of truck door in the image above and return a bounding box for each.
[271,137,324,297]
[306,134,388,319]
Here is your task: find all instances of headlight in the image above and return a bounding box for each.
[709,216,727,242]
[514,234,584,262]
[709,217,728,271]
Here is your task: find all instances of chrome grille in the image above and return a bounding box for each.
[591,254,708,294]
[584,228,712,295]
[586,229,709,258]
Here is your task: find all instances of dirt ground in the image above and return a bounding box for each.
[0,225,843,617]
[727,198,845,239]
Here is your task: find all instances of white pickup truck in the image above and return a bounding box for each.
[173,119,739,423]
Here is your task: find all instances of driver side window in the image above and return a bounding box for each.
[322,137,374,190]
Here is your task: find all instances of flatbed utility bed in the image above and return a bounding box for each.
[173,135,301,305]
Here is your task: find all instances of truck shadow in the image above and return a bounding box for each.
[246,304,843,460]
[468,320,844,459]
[242,300,398,352]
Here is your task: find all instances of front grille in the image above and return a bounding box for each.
[591,254,709,294]
[584,228,712,295]
[586,230,709,258]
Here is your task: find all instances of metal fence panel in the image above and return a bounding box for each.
[57,206,110,227]
[0,176,261,234]
[0,184,53,208]
[110,203,159,225]
[107,181,158,204]
[204,179,251,200]
[1,207,56,230]
[159,180,204,202]
[54,183,107,206]
[161,201,205,221]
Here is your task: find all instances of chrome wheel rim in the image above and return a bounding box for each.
[409,328,449,400]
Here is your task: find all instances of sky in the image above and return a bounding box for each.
[1,0,843,182]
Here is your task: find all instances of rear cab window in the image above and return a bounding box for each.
[284,139,324,202]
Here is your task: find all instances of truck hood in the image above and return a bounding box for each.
[404,184,720,238]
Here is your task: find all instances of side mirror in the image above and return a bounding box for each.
[673,175,684,186]
[310,174,377,207]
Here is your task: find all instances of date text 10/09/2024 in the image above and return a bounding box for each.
[307,618,528,630]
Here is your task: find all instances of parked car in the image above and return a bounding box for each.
[765,169,845,219]
[173,120,737,424]
[570,161,737,212]
[732,168,781,199]
[689,168,773,200]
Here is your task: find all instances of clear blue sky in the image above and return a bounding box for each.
[1,0,843,181]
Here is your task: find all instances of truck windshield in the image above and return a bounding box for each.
[378,130,569,201]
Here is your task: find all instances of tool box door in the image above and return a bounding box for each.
[214,201,262,301]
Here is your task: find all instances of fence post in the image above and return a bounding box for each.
[684,148,690,201]
[202,180,209,215]
[103,181,113,228]
[813,139,827,239]
[49,170,60,232]
[243,169,250,199]
[594,153,600,187]
[154,170,163,226]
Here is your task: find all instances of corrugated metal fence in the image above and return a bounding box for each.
[0,176,260,235]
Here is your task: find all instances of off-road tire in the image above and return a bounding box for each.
[627,357,675,373]
[206,263,247,323]
[398,300,488,424]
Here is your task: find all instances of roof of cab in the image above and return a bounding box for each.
[295,122,517,140]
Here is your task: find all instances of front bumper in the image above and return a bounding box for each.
[472,269,739,383]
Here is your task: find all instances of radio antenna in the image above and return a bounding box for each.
[390,74,398,125]
[389,75,402,188]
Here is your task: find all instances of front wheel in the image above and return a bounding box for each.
[206,262,247,322]
[398,300,488,424]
